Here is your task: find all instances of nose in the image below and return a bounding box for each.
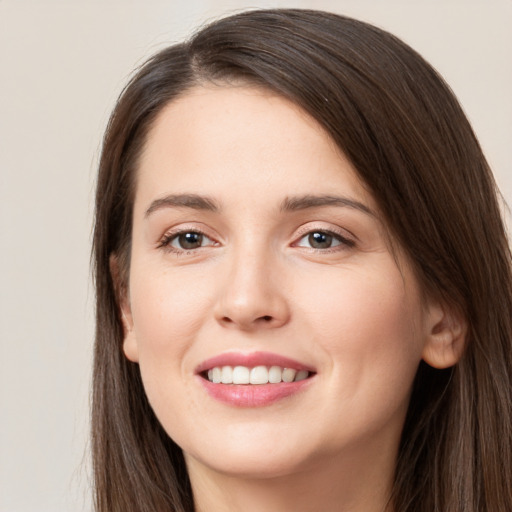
[214,247,291,331]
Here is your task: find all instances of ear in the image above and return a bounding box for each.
[109,255,139,363]
[421,300,467,369]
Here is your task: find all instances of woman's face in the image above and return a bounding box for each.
[121,85,439,479]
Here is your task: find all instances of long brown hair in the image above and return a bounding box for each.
[92,9,512,511]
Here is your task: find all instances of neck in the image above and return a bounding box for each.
[187,441,396,512]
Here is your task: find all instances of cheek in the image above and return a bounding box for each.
[127,269,216,424]
[128,268,215,398]
[130,269,212,348]
[300,261,421,342]
[321,274,419,353]
[298,264,424,416]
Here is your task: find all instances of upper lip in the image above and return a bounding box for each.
[195,351,315,374]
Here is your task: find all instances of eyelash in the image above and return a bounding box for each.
[157,227,356,255]
[158,228,217,254]
[293,228,356,252]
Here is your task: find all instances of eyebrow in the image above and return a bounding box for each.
[145,194,220,217]
[280,194,374,216]
[144,193,374,218]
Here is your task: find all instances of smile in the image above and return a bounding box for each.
[196,351,316,407]
[206,365,310,384]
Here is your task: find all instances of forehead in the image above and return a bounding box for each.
[134,84,375,213]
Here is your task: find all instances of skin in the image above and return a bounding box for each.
[119,85,464,512]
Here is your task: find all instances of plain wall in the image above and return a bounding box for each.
[1,1,510,511]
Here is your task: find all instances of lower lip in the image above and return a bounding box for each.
[198,376,314,407]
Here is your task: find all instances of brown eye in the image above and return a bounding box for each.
[161,231,217,252]
[160,229,218,253]
[308,232,333,249]
[295,230,354,250]
[175,232,204,249]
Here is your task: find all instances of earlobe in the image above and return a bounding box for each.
[122,322,140,363]
[421,301,467,369]
[109,255,139,363]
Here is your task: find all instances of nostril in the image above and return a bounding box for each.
[262,315,272,322]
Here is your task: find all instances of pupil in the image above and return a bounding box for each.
[179,232,203,249]
[309,232,332,249]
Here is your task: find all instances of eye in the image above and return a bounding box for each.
[295,230,354,250]
[160,230,217,251]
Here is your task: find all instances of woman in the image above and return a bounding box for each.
[92,9,512,512]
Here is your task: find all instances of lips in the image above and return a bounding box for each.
[195,351,315,374]
[195,351,316,407]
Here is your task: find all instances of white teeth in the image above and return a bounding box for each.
[250,366,269,384]
[221,366,233,384]
[205,365,311,384]
[268,365,282,383]
[282,368,297,383]
[212,367,222,383]
[232,366,250,384]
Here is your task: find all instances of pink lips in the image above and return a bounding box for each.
[195,351,315,408]
[195,351,315,374]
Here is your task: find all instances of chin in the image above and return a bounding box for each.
[186,447,313,481]
[180,422,319,480]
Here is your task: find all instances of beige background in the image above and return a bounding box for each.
[1,1,510,510]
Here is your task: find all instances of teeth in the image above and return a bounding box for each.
[250,366,268,384]
[268,365,282,383]
[205,365,311,384]
[212,367,222,384]
[294,370,309,382]
[221,366,233,384]
[232,366,250,384]
[282,368,297,383]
